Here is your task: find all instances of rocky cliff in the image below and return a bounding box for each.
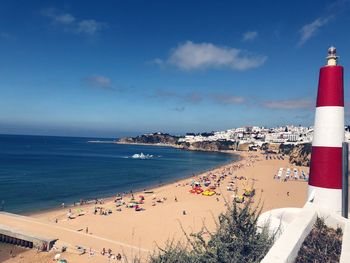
[118,134,237,152]
[261,143,281,153]
[180,140,236,151]
[118,133,180,145]
[262,143,311,166]
[287,143,311,166]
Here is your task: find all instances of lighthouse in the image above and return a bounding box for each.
[308,46,344,213]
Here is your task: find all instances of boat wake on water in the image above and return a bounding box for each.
[131,153,154,159]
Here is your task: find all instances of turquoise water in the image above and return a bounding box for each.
[0,134,237,213]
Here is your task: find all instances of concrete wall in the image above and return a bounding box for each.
[0,224,57,251]
[260,204,350,263]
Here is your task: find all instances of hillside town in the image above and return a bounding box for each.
[178,125,350,146]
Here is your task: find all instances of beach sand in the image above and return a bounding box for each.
[0,151,308,263]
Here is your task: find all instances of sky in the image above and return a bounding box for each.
[1,0,350,138]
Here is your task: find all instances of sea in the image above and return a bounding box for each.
[0,134,237,214]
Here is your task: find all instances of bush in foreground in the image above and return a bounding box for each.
[295,217,343,263]
[149,198,276,263]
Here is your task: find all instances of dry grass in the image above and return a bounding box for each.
[295,217,343,263]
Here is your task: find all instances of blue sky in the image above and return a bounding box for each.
[1,0,350,137]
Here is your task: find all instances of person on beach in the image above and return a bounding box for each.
[85,227,88,234]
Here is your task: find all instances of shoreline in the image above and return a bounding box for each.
[115,141,179,147]
[0,150,309,263]
[25,152,241,217]
[115,141,239,153]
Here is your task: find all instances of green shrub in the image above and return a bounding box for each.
[149,198,275,263]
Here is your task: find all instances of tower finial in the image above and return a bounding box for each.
[326,46,338,66]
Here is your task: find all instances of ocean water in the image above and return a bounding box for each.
[0,134,237,214]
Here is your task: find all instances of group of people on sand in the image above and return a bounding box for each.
[151,196,167,206]
[101,248,122,261]
[116,192,170,209]
[93,206,113,216]
[76,198,104,207]
[186,159,253,197]
[61,198,105,209]
[189,154,259,201]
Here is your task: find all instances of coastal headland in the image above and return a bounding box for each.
[116,133,238,152]
[116,132,311,166]
[0,149,308,263]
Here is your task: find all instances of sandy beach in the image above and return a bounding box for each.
[0,151,308,263]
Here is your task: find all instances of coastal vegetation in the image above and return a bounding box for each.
[295,217,343,263]
[146,198,276,263]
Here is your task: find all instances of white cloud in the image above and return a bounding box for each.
[153,89,203,104]
[263,99,314,110]
[78,20,105,35]
[41,8,75,25]
[185,92,203,103]
[298,16,331,46]
[85,75,112,89]
[159,41,266,71]
[242,31,258,41]
[211,94,245,105]
[150,58,164,66]
[55,13,76,25]
[41,8,105,36]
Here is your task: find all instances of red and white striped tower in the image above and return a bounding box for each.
[308,46,344,213]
